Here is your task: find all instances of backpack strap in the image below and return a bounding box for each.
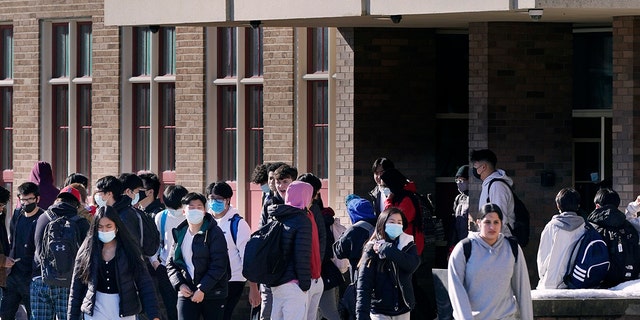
[160,210,168,246]
[461,237,518,263]
[230,214,242,245]
[353,220,374,236]
[486,178,513,203]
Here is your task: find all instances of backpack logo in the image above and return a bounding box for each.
[563,223,609,289]
[40,211,83,287]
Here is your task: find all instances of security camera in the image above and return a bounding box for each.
[250,20,261,29]
[528,9,543,21]
[390,15,402,24]
[149,25,160,33]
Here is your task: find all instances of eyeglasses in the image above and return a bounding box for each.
[19,197,36,203]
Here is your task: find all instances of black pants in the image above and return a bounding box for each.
[224,281,246,320]
[0,275,31,320]
[152,264,178,320]
[177,296,224,320]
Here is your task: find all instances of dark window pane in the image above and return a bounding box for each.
[573,32,612,109]
[133,84,150,171]
[160,27,176,76]
[53,85,69,186]
[246,27,263,77]
[218,28,236,78]
[78,84,91,179]
[220,86,237,180]
[436,118,468,177]
[310,28,328,73]
[133,27,151,76]
[573,117,601,139]
[574,142,600,182]
[77,23,92,77]
[1,87,12,171]
[1,26,13,79]
[248,85,263,172]
[53,24,69,78]
[160,83,176,171]
[310,81,328,179]
[435,34,469,113]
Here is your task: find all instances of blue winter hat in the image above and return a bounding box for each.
[346,197,375,224]
[345,193,360,206]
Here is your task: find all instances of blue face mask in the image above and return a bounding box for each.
[260,184,270,194]
[385,223,404,240]
[209,199,226,214]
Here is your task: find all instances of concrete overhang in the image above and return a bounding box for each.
[104,0,640,28]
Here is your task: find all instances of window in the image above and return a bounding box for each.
[573,31,612,110]
[124,26,176,181]
[41,21,92,186]
[0,25,12,186]
[307,27,329,179]
[208,26,264,182]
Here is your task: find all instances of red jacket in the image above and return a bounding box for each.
[385,181,424,255]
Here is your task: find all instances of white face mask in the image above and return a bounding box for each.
[98,230,116,243]
[186,209,205,225]
[130,192,140,206]
[94,193,107,208]
[381,187,391,197]
[167,208,182,218]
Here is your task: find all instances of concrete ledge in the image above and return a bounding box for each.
[533,298,640,317]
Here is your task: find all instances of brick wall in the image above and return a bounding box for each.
[468,22,574,280]
[263,27,295,165]
[350,28,437,198]
[612,16,640,204]
[175,26,206,192]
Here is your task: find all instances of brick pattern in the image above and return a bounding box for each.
[262,27,295,165]
[175,26,206,193]
[468,22,574,274]
[349,28,437,198]
[612,16,640,204]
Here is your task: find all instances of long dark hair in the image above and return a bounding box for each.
[74,205,144,284]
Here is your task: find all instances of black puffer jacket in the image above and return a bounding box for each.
[167,214,230,300]
[267,204,312,291]
[334,220,376,271]
[356,233,420,320]
[112,196,142,246]
[67,244,159,320]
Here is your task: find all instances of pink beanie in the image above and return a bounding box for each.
[285,181,313,210]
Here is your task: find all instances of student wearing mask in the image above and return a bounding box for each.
[167,193,230,320]
[68,206,160,320]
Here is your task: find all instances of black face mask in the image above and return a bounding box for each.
[138,190,148,202]
[472,167,482,180]
[23,202,38,213]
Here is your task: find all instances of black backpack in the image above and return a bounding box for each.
[563,222,609,289]
[409,193,445,245]
[39,211,84,287]
[242,218,287,285]
[595,221,640,287]
[487,179,530,247]
[134,208,161,257]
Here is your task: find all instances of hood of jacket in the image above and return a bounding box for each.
[347,198,375,224]
[482,169,513,187]
[112,195,133,212]
[48,201,79,218]
[588,204,627,229]
[467,231,507,253]
[268,204,305,220]
[29,161,55,185]
[549,211,585,231]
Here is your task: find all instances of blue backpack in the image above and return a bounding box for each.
[563,222,609,289]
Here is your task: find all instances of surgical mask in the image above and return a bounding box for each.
[98,230,116,243]
[138,190,148,203]
[167,208,182,218]
[186,209,205,224]
[260,184,270,194]
[209,199,226,214]
[472,167,482,180]
[456,180,468,193]
[385,223,403,240]
[23,202,37,213]
[130,192,140,206]
[381,187,391,197]
[94,194,107,208]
